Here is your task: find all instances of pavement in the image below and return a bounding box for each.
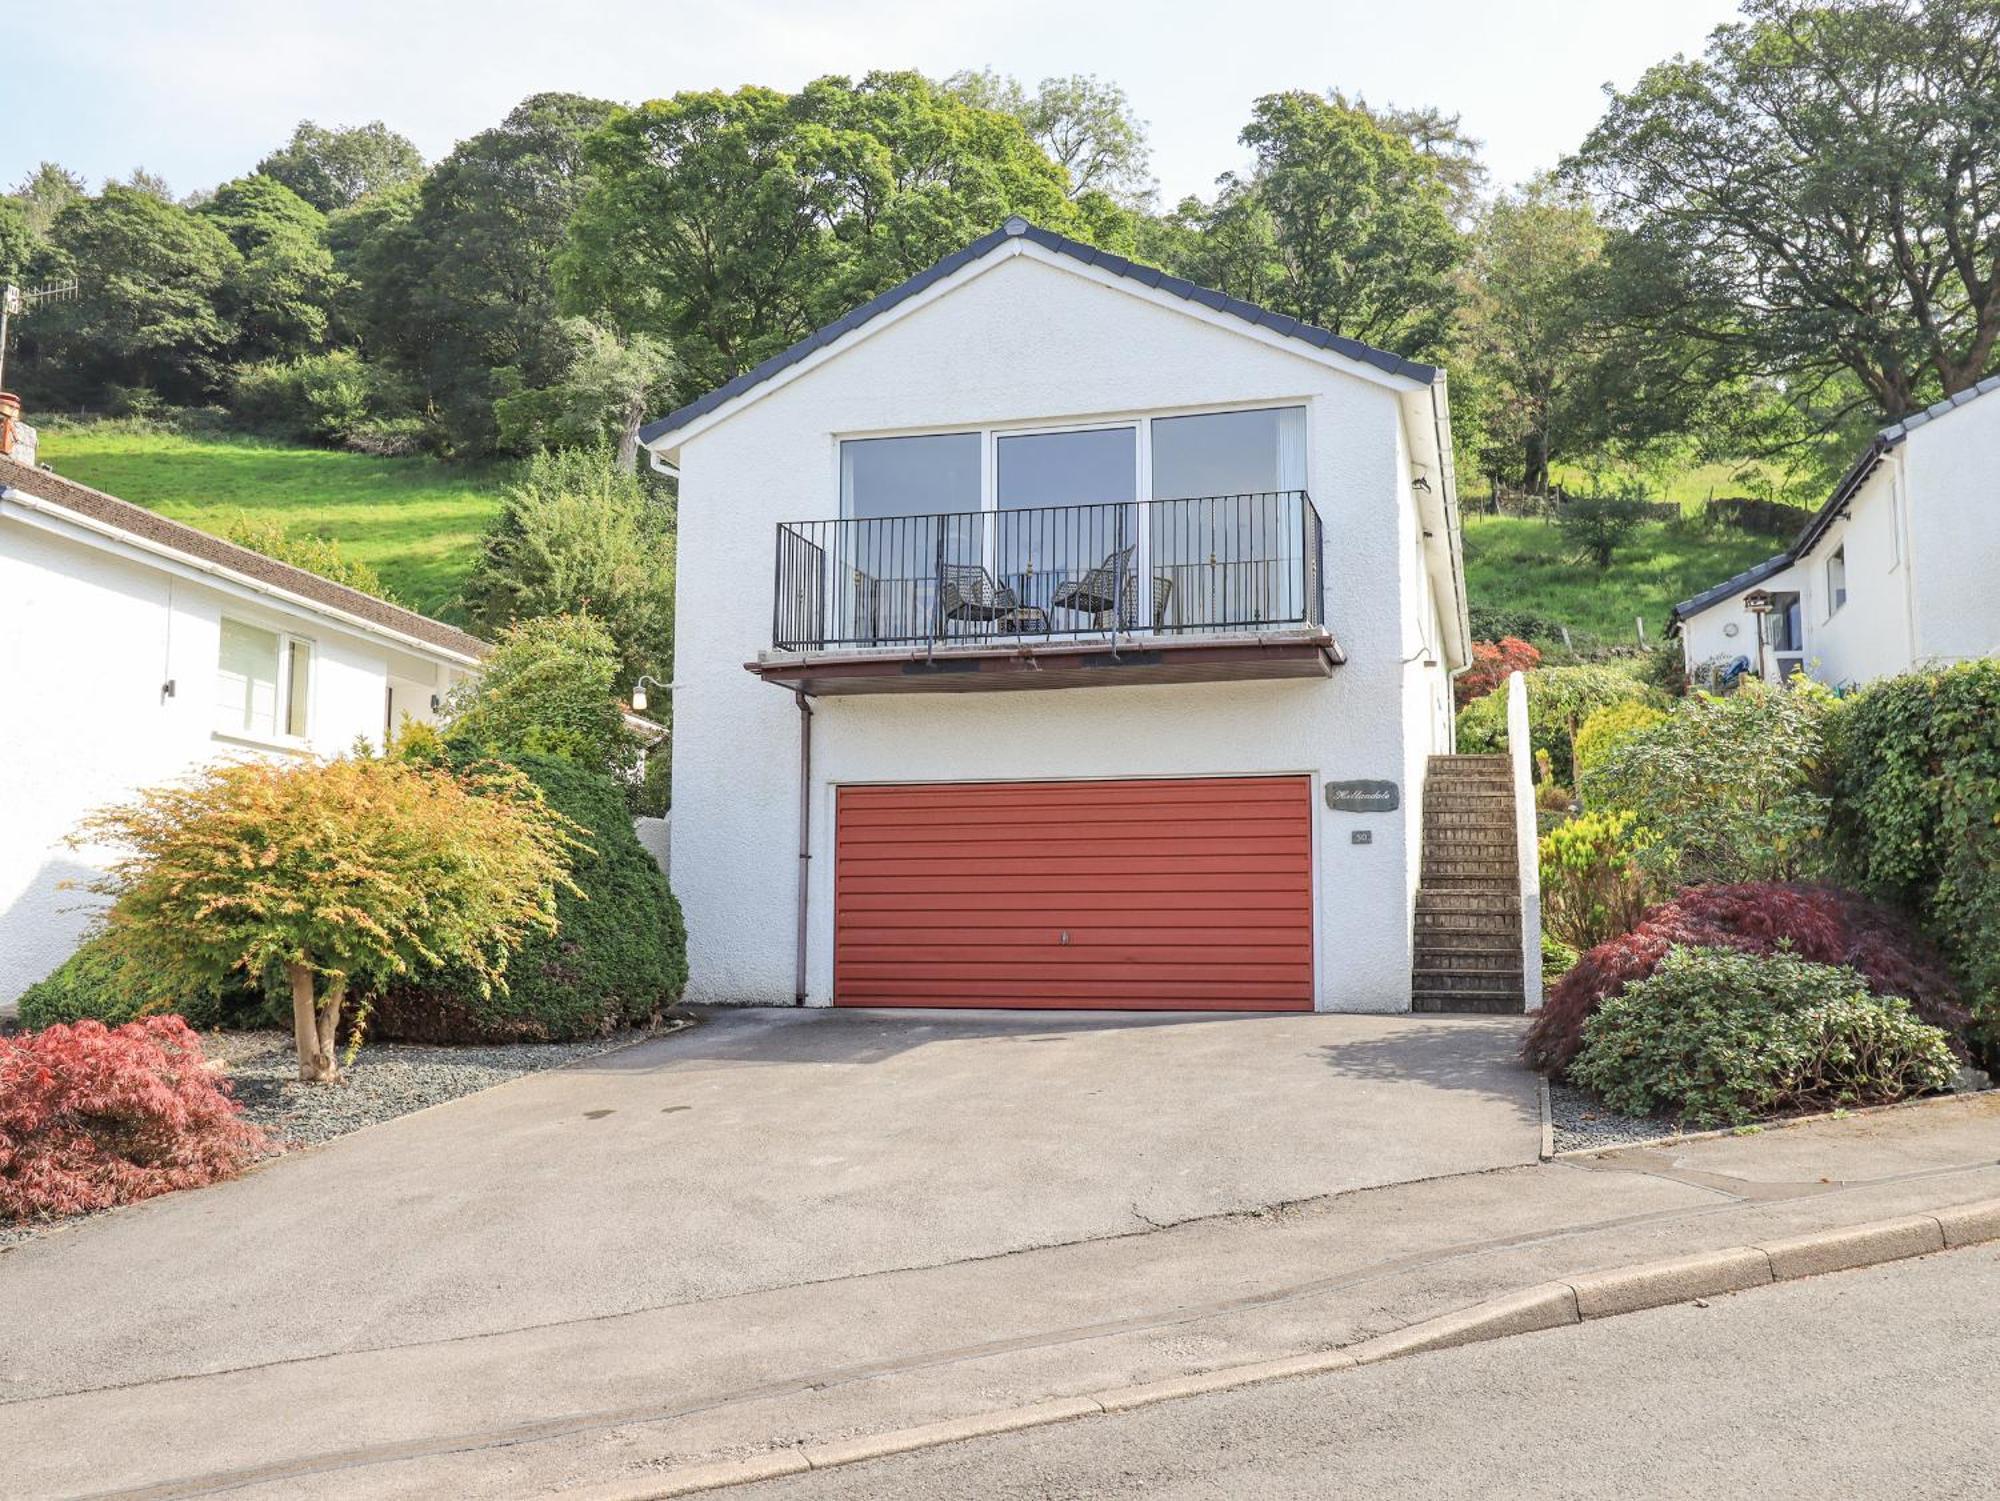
[724,1243,2000,1499]
[3,1007,1997,1499]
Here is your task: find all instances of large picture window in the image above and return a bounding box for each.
[217,618,313,741]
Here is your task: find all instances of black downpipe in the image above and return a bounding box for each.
[793,689,813,1006]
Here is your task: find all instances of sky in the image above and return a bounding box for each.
[4,0,1748,206]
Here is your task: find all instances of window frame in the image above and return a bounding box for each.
[834,403,1311,632]
[215,615,316,748]
[1826,545,1848,619]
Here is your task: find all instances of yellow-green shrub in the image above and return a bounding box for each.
[76,755,583,1081]
[1574,700,1665,786]
[1540,809,1653,951]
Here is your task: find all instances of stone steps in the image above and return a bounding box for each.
[1412,753,1528,1017]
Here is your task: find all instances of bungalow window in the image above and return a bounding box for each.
[1827,546,1847,616]
[217,618,313,741]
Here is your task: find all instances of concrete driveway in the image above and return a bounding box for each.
[1,1006,1538,1407]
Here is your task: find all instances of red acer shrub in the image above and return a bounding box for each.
[1456,637,1543,708]
[0,1016,273,1224]
[1525,883,1970,1075]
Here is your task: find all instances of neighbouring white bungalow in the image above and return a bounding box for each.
[1670,376,2000,688]
[0,450,485,1006]
[641,217,1538,1018]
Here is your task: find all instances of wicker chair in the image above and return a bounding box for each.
[937,562,1049,635]
[1050,546,1175,630]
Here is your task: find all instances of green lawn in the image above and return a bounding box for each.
[1461,513,1782,647]
[36,427,510,620]
[1546,457,1798,507]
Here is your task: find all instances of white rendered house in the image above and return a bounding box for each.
[0,454,484,1004]
[642,218,1532,1017]
[1671,377,2000,688]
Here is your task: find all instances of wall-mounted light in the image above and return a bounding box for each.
[631,675,674,714]
[160,679,176,703]
[1412,476,1432,494]
[429,693,442,713]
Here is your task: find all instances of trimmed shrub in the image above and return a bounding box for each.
[1539,809,1653,951]
[1542,931,1579,980]
[1588,681,1837,886]
[1458,663,1661,783]
[14,935,262,1032]
[1570,946,1955,1127]
[0,1017,272,1223]
[1827,661,2000,1065]
[1456,637,1542,709]
[1524,882,1970,1075]
[1572,700,1664,785]
[442,613,634,772]
[369,751,687,1042]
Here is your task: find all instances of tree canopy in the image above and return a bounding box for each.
[256,120,424,211]
[1573,0,2000,419]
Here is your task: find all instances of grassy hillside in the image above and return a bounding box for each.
[1461,513,1782,647]
[35,427,508,619]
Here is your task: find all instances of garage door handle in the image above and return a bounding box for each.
[1059,931,1069,945]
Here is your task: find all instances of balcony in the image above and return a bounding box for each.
[752,493,1343,695]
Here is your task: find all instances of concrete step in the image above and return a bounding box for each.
[1424,840,1512,864]
[1423,802,1517,825]
[1429,754,1510,770]
[1412,968,1528,997]
[1420,861,1518,883]
[1412,991,1527,1015]
[1416,888,1522,913]
[1414,917,1524,942]
[1424,824,1512,848]
[1412,954,1522,979]
[1412,935,1523,959]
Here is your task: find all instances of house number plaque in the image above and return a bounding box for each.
[1324,779,1399,814]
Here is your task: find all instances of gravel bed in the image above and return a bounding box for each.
[1548,1079,1683,1153]
[1,1025,671,1250]
[208,1028,662,1147]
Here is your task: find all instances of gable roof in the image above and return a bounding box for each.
[1667,551,1795,627]
[0,454,487,661]
[638,217,1440,447]
[1669,372,2000,630]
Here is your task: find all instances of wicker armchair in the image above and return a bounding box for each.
[937,562,1049,634]
[1050,546,1175,630]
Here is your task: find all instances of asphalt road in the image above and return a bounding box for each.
[737,1246,2000,1500]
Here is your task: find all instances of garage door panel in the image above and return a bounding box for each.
[835,775,1314,1012]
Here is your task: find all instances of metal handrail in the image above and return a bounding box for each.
[773,492,1323,652]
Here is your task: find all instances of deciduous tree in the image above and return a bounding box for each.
[1573,0,2000,420]
[257,120,424,212]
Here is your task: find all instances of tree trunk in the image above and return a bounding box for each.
[317,977,344,1077]
[288,962,340,1083]
[616,393,644,475]
[1522,431,1550,496]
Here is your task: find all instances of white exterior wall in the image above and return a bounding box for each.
[0,512,462,1003]
[1678,559,1802,683]
[1904,394,2000,664]
[1794,463,1915,688]
[668,251,1451,1012]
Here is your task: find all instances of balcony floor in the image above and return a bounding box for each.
[747,627,1346,696]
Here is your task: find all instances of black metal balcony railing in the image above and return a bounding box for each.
[773,492,1324,652]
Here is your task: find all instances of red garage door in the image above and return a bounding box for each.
[834,776,1314,1011]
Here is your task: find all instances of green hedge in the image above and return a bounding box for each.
[368,751,687,1042]
[16,934,260,1032]
[1828,660,2000,1060]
